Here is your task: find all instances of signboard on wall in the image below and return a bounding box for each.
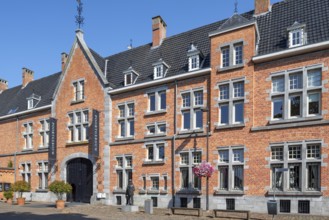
[48,117,57,163]
[91,109,100,157]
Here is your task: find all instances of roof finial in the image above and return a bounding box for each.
[128,39,133,49]
[75,0,85,29]
[234,0,238,14]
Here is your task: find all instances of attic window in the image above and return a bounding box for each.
[27,93,41,110]
[288,22,306,48]
[187,43,203,72]
[153,59,169,80]
[124,67,139,86]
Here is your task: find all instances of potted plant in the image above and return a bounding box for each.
[11,181,30,205]
[3,190,13,205]
[48,180,72,209]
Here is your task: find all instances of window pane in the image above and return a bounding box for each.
[290,95,301,117]
[234,44,243,65]
[119,106,125,118]
[183,111,191,130]
[158,124,166,133]
[126,157,132,167]
[308,93,320,115]
[219,166,228,190]
[195,110,203,129]
[272,76,285,93]
[272,164,283,190]
[233,82,244,98]
[271,146,284,160]
[148,146,154,160]
[308,70,321,87]
[158,145,165,160]
[181,168,189,188]
[307,163,320,191]
[307,144,320,159]
[234,102,244,123]
[289,145,301,159]
[160,92,166,110]
[129,120,134,136]
[148,125,155,134]
[119,120,125,137]
[117,157,123,167]
[181,153,189,165]
[289,73,302,90]
[233,165,243,190]
[117,171,123,189]
[289,164,300,190]
[273,98,284,119]
[219,150,229,163]
[149,93,156,111]
[233,149,244,162]
[194,91,203,106]
[220,105,229,124]
[182,93,191,107]
[193,174,201,189]
[222,47,230,67]
[151,177,159,190]
[193,152,201,164]
[126,73,132,85]
[219,85,229,100]
[128,104,134,116]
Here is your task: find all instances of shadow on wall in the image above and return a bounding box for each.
[0,212,98,220]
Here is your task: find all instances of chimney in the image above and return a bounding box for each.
[22,67,34,87]
[255,0,270,16]
[152,16,167,47]
[0,78,8,93]
[61,52,68,71]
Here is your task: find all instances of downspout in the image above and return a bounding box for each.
[14,116,19,183]
[172,80,178,207]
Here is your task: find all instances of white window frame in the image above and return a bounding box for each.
[146,122,166,136]
[181,89,204,131]
[179,150,202,190]
[23,122,33,149]
[39,119,49,148]
[73,79,85,101]
[154,65,164,79]
[20,162,31,185]
[67,109,89,143]
[233,43,243,65]
[189,55,200,71]
[289,29,304,48]
[117,102,135,138]
[221,46,230,68]
[115,155,133,190]
[145,142,165,162]
[147,90,166,112]
[37,161,48,190]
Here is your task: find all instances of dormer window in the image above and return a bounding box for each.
[27,93,41,110]
[123,67,139,86]
[187,43,203,72]
[288,22,306,48]
[153,59,169,80]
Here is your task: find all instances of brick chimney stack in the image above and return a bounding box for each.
[22,67,34,87]
[255,0,271,15]
[0,78,8,93]
[152,16,167,47]
[61,52,68,72]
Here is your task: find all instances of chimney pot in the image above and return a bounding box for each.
[0,78,8,93]
[61,52,69,72]
[152,16,167,47]
[255,0,270,16]
[22,67,34,87]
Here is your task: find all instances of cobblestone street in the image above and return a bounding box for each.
[0,202,328,220]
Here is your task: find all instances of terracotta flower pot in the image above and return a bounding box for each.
[7,198,12,205]
[56,200,65,209]
[17,197,25,206]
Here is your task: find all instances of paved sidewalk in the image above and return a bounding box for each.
[0,201,328,220]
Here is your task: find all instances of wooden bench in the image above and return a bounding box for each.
[170,207,203,217]
[213,209,250,220]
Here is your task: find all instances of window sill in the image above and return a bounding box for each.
[35,189,49,193]
[147,189,160,194]
[144,134,167,139]
[214,190,244,196]
[143,160,165,165]
[115,137,135,142]
[217,63,244,72]
[267,190,322,197]
[113,189,125,194]
[66,141,89,147]
[70,99,85,105]
[145,110,167,116]
[139,189,146,194]
[215,123,245,130]
[178,129,204,135]
[22,149,33,152]
[38,147,48,151]
[176,189,201,195]
[269,115,323,125]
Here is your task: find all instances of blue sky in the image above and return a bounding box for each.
[0,0,281,88]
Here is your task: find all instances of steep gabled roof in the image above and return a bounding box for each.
[0,72,61,117]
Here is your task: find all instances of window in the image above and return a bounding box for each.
[146,143,165,162]
[218,80,245,126]
[154,65,164,79]
[298,200,310,214]
[115,155,133,190]
[27,93,41,109]
[271,67,322,120]
[125,73,132,85]
[181,90,204,131]
[226,199,235,210]
[151,176,159,190]
[280,200,291,213]
[23,122,33,149]
[73,80,85,101]
[117,103,134,138]
[234,43,243,65]
[289,29,304,48]
[189,55,200,71]
[179,151,202,190]
[148,90,166,112]
[37,161,48,190]
[39,119,49,148]
[68,110,89,142]
[217,147,244,192]
[221,47,230,68]
[21,163,31,186]
[269,142,322,193]
[220,42,244,68]
[193,198,201,208]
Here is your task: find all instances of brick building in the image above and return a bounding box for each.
[0,0,329,215]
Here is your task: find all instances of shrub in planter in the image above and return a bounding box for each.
[48,181,72,209]
[11,181,30,205]
[4,191,13,204]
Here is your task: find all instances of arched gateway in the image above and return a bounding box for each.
[66,158,93,203]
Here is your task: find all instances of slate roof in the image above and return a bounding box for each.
[0,72,61,117]
[89,0,329,89]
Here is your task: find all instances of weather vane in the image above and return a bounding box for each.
[234,0,238,14]
[75,0,84,29]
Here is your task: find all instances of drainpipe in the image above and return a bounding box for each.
[172,80,178,207]
[14,116,19,183]
[206,75,211,211]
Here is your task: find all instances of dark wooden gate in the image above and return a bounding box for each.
[67,158,93,203]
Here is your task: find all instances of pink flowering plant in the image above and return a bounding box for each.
[192,161,214,178]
